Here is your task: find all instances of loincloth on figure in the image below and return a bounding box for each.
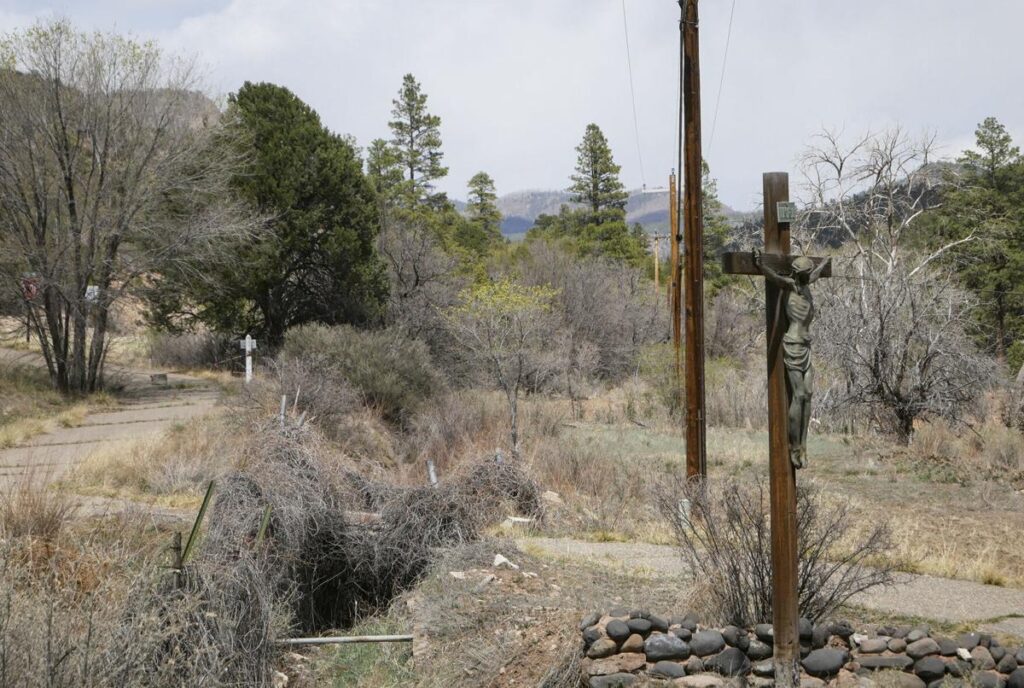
[782,333,811,375]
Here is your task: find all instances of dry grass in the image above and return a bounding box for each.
[0,471,76,540]
[62,411,238,505]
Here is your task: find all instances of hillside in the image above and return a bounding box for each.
[465,189,755,239]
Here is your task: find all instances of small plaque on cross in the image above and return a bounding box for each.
[776,201,798,223]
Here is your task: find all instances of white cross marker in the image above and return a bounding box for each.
[240,334,257,383]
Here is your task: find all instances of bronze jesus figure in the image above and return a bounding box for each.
[752,249,829,469]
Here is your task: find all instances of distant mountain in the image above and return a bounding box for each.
[483,189,754,238]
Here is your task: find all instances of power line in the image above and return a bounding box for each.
[621,0,646,189]
[707,0,736,157]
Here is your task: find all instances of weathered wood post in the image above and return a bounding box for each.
[762,172,800,687]
[721,172,832,688]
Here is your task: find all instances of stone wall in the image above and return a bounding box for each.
[579,608,1024,688]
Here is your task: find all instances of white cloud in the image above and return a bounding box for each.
[2,0,1022,209]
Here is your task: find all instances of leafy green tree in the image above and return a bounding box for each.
[389,73,448,208]
[928,117,1024,366]
[151,82,387,346]
[457,171,504,255]
[569,123,629,217]
[444,279,558,456]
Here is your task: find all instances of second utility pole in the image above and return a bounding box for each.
[681,0,706,480]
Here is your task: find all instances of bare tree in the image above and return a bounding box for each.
[799,128,996,442]
[0,21,250,392]
[443,280,558,456]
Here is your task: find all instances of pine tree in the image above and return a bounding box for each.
[466,172,503,242]
[568,123,629,219]
[389,73,448,207]
[929,117,1024,366]
[366,138,404,222]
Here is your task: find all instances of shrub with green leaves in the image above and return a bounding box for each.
[281,324,442,424]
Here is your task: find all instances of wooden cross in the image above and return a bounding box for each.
[240,334,257,384]
[721,172,831,688]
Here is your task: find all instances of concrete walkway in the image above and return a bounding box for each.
[518,536,1024,638]
[0,347,220,488]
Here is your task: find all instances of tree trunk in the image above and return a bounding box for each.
[507,388,520,459]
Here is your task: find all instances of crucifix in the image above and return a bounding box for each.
[721,172,831,688]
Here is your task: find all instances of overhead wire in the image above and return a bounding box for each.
[620,0,647,189]
[707,0,736,158]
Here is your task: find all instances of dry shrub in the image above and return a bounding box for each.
[344,458,540,618]
[1,471,74,540]
[0,510,289,687]
[281,323,443,425]
[655,475,896,626]
[909,416,1024,485]
[405,389,563,469]
[147,330,236,370]
[200,421,352,633]
[705,358,767,428]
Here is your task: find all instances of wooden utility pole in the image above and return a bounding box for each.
[681,0,706,479]
[669,173,681,372]
[721,173,832,688]
[652,234,662,293]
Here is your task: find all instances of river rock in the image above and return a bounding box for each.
[999,653,1020,675]
[830,621,854,640]
[858,655,915,672]
[935,637,958,656]
[584,625,605,647]
[801,677,827,688]
[803,648,850,678]
[907,628,929,643]
[755,624,775,644]
[650,660,687,679]
[706,647,751,677]
[747,639,773,660]
[993,646,1007,663]
[645,633,691,662]
[974,646,997,671]
[752,660,774,677]
[973,671,1005,688]
[685,656,704,674]
[958,633,981,651]
[649,615,670,633]
[587,638,619,659]
[692,630,727,657]
[628,609,649,620]
[914,657,946,683]
[588,653,646,676]
[676,675,724,688]
[908,638,942,660]
[589,673,637,688]
[620,634,645,654]
[580,612,602,630]
[1007,668,1024,688]
[608,607,630,618]
[859,638,889,654]
[889,639,908,653]
[812,625,831,649]
[607,620,631,643]
[626,618,652,637]
[672,628,693,641]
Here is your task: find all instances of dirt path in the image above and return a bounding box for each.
[518,536,1024,638]
[0,347,220,492]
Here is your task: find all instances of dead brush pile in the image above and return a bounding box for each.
[342,457,542,617]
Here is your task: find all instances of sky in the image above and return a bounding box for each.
[2,0,1022,211]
